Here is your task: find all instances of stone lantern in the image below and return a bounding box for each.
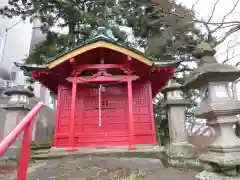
[1,86,34,159]
[183,42,240,179]
[162,81,196,159]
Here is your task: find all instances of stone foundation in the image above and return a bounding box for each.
[165,142,200,171]
[199,151,240,168]
[31,145,167,160]
[168,157,202,171]
[199,150,240,177]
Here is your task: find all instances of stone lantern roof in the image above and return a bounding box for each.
[4,86,34,97]
[183,42,240,90]
[161,80,190,107]
[192,42,216,60]
[161,80,182,94]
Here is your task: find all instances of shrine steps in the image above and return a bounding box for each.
[1,145,201,179]
[30,145,166,161]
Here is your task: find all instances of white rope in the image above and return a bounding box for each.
[98,85,102,127]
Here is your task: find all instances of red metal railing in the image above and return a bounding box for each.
[0,102,44,180]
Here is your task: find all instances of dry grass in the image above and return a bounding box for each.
[86,168,147,180]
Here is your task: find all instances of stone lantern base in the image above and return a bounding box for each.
[166,141,196,159]
[197,150,240,177]
[195,106,240,178]
[166,142,201,170]
[196,133,240,179]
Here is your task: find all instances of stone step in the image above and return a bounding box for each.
[30,145,202,172]
[31,145,166,160]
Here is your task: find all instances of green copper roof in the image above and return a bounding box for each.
[14,62,48,76]
[43,27,180,67]
[15,27,181,74]
[94,27,117,41]
[46,28,151,64]
[153,61,182,68]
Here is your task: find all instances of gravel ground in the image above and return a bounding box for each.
[23,156,198,180]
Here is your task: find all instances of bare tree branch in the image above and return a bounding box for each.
[221,39,235,63]
[216,39,240,57]
[215,25,240,46]
[175,64,194,73]
[225,53,240,62]
[222,51,237,64]
[211,0,240,33]
[216,23,240,30]
[191,0,201,10]
[159,8,240,26]
[207,0,221,23]
[152,0,240,46]
[235,61,240,67]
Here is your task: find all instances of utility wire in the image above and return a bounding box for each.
[0,19,23,66]
[6,19,23,31]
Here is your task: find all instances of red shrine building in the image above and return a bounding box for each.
[16,28,180,150]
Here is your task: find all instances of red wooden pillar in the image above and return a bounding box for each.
[127,75,136,150]
[53,85,62,147]
[67,76,77,152]
[148,81,157,144]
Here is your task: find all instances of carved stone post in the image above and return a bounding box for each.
[1,86,34,159]
[183,42,240,179]
[162,82,196,159]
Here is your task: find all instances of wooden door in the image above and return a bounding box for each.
[55,86,72,147]
[102,86,128,135]
[82,87,103,134]
[79,85,128,147]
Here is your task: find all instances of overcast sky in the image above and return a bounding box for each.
[4,0,240,68]
[177,0,240,95]
[177,0,240,65]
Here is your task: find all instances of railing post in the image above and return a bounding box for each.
[17,120,34,180]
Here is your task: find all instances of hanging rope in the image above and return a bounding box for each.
[98,85,102,127]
